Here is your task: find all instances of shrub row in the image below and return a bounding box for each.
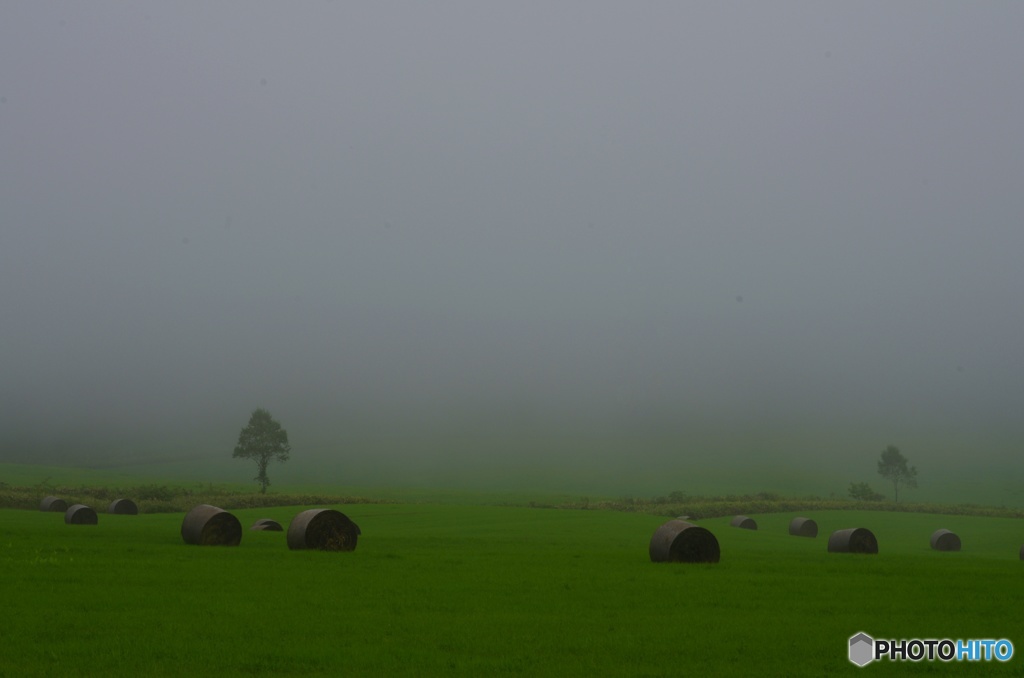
[0,485,387,513]
[554,494,1024,520]
[6,483,1023,520]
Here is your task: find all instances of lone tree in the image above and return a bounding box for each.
[233,408,290,494]
[877,445,917,503]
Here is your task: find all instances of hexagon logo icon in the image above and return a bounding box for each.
[849,632,874,667]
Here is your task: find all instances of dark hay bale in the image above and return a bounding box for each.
[107,498,139,515]
[930,529,961,552]
[789,517,818,538]
[180,504,242,546]
[730,515,757,530]
[40,496,68,512]
[1020,545,1024,561]
[649,519,720,563]
[251,518,283,531]
[287,509,361,551]
[827,527,878,554]
[64,504,98,525]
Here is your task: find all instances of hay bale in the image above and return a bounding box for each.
[649,519,720,563]
[1020,545,1024,561]
[251,518,283,531]
[730,515,757,530]
[789,517,818,538]
[64,504,98,525]
[287,509,361,551]
[107,498,139,515]
[827,527,878,554]
[40,496,68,512]
[180,504,242,546]
[930,529,961,552]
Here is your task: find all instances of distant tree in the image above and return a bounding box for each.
[876,445,917,503]
[233,408,290,494]
[848,481,884,502]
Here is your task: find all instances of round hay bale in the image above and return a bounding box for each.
[251,518,283,531]
[180,504,242,546]
[930,529,961,552]
[789,517,818,538]
[107,498,139,515]
[827,527,878,554]
[40,496,68,512]
[649,519,720,563]
[64,504,98,525]
[730,515,757,530]
[287,509,361,551]
[1020,545,1024,561]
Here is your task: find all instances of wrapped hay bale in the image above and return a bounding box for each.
[930,529,961,552]
[40,496,68,512]
[789,517,818,538]
[65,504,98,525]
[181,504,242,546]
[730,515,757,530]
[108,498,139,515]
[287,509,361,551]
[827,528,878,554]
[251,518,283,531]
[649,519,720,563]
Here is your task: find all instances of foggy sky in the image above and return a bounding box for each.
[2,3,1023,486]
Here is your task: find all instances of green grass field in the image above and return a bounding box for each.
[1,501,1021,676]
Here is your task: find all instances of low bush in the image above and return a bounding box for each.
[848,481,885,502]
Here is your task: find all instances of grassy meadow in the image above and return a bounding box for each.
[1,498,1022,676]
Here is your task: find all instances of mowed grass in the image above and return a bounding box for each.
[1,505,1022,676]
